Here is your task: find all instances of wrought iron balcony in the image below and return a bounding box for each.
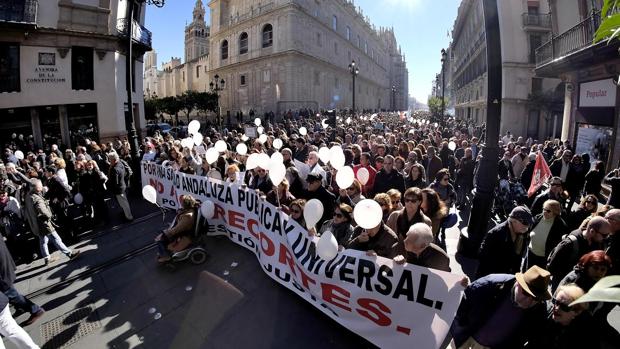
[535,11,600,67]
[117,18,152,49]
[522,13,551,28]
[0,0,37,26]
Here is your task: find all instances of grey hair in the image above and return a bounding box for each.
[407,223,433,244]
[32,178,43,187]
[107,152,119,161]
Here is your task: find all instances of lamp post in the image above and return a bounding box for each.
[209,74,225,131]
[458,0,502,257]
[441,48,447,119]
[124,0,164,175]
[391,85,397,111]
[348,60,359,115]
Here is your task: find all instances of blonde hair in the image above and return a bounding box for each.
[543,200,561,217]
[555,284,587,312]
[54,158,66,169]
[374,193,392,211]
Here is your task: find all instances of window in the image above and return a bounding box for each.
[221,40,228,60]
[334,42,338,55]
[529,34,542,63]
[263,70,271,83]
[262,24,273,48]
[335,77,339,88]
[72,46,93,90]
[346,26,351,40]
[196,65,200,78]
[348,51,351,61]
[364,41,368,54]
[0,43,20,93]
[531,77,543,93]
[357,35,361,47]
[240,74,246,86]
[239,32,248,54]
[332,15,338,31]
[314,71,320,86]
[182,71,185,82]
[316,32,322,47]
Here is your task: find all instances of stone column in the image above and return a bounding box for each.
[58,105,71,147]
[561,81,574,141]
[30,108,42,148]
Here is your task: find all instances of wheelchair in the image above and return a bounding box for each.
[160,207,210,266]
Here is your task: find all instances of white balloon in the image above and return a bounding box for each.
[318,147,331,164]
[258,134,268,144]
[356,167,370,185]
[273,138,283,150]
[241,134,249,142]
[269,162,286,186]
[142,185,157,204]
[181,137,194,149]
[304,199,324,230]
[215,140,227,153]
[206,147,219,164]
[607,305,620,334]
[73,193,83,205]
[200,200,215,219]
[448,141,457,151]
[14,150,24,160]
[321,118,328,129]
[257,126,264,135]
[270,151,284,165]
[254,118,262,126]
[299,127,307,136]
[193,132,204,146]
[246,153,260,170]
[353,199,383,229]
[236,143,248,155]
[335,166,355,189]
[188,120,200,135]
[346,117,352,125]
[258,153,270,167]
[329,146,345,170]
[316,231,338,260]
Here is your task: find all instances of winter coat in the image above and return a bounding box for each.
[372,169,405,196]
[346,223,398,258]
[107,161,126,195]
[477,220,529,278]
[24,190,55,237]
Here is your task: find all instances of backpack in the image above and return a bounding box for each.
[549,233,580,267]
[120,159,133,187]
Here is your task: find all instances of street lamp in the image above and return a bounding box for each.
[441,48,447,119]
[348,60,359,115]
[209,74,226,130]
[458,0,502,257]
[124,0,164,175]
[391,85,397,111]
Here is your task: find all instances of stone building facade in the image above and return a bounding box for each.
[450,0,563,141]
[0,0,150,147]
[148,0,408,116]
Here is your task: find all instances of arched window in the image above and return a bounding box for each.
[239,32,248,54]
[262,24,273,48]
[221,40,228,60]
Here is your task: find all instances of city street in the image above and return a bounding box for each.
[7,195,477,349]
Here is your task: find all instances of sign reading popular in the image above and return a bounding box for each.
[141,162,465,349]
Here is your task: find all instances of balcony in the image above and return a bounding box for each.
[220,2,274,29]
[535,12,600,68]
[0,0,37,26]
[117,18,152,50]
[522,13,551,29]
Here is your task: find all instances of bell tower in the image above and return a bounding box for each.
[184,0,210,62]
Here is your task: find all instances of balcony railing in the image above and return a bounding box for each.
[0,0,37,25]
[535,11,600,67]
[221,2,274,28]
[117,18,152,49]
[522,13,551,28]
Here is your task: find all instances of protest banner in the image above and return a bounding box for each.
[141,162,465,349]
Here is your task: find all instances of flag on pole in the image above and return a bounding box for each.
[528,151,552,197]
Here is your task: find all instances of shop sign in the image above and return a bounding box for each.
[579,79,617,107]
[25,52,66,84]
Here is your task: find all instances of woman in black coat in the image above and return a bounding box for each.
[525,200,568,270]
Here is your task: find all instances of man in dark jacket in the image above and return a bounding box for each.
[392,223,450,272]
[530,177,565,216]
[346,221,398,258]
[302,173,335,229]
[372,155,405,196]
[547,216,611,291]
[450,266,550,348]
[0,232,45,326]
[44,165,72,234]
[477,206,533,279]
[107,152,133,221]
[549,150,572,182]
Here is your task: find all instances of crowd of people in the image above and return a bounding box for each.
[1,110,619,348]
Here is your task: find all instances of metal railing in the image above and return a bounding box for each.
[0,0,37,25]
[535,11,600,67]
[117,18,152,48]
[222,2,274,28]
[522,13,551,28]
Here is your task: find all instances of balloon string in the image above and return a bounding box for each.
[156,203,166,224]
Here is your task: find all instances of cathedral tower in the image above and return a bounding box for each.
[184,0,210,62]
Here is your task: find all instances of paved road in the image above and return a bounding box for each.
[8,198,476,349]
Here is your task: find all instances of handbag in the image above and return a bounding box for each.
[441,206,458,229]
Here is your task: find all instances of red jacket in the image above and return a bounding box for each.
[353,164,377,195]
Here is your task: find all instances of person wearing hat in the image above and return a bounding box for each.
[450,265,551,349]
[476,206,534,279]
[301,172,335,229]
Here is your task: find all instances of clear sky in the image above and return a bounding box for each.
[145,0,460,104]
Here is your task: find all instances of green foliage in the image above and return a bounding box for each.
[427,96,447,117]
[179,90,200,122]
[195,91,219,114]
[159,96,182,122]
[144,97,159,121]
[595,0,620,43]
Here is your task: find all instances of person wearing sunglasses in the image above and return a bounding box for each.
[372,155,405,197]
[337,179,365,208]
[248,166,273,196]
[288,199,306,228]
[387,187,431,241]
[477,206,534,279]
[318,204,354,248]
[531,176,567,217]
[547,216,612,292]
[526,284,591,349]
[429,168,456,208]
[525,200,567,270]
[567,195,598,230]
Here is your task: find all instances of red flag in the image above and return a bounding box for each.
[528,151,552,197]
